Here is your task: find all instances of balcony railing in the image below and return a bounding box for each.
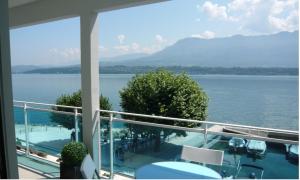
[13,100,299,179]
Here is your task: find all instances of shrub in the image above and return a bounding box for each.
[61,142,87,166]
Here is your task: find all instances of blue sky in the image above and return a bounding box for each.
[10,0,299,66]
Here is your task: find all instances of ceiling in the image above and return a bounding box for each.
[9,0,38,8]
[8,0,167,29]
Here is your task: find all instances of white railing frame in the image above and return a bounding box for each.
[98,109,298,135]
[14,100,298,135]
[74,108,79,142]
[13,100,299,178]
[14,100,82,110]
[100,116,298,145]
[109,113,114,178]
[23,103,30,156]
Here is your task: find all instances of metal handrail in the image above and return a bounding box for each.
[26,106,82,116]
[14,100,82,110]
[98,109,298,135]
[13,100,298,135]
[102,116,298,145]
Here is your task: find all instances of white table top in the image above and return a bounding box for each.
[135,161,222,179]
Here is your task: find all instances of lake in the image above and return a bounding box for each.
[12,74,299,130]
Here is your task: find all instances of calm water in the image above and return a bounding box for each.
[12,74,298,130]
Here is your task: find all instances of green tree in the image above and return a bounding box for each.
[50,90,112,130]
[120,69,208,151]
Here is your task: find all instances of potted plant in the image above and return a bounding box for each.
[60,142,87,179]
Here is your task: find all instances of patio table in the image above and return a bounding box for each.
[135,161,222,179]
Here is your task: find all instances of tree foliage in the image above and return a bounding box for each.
[50,90,112,129]
[119,69,208,151]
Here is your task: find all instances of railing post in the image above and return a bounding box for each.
[23,103,29,156]
[74,108,79,142]
[109,113,114,178]
[204,124,208,146]
[97,113,101,175]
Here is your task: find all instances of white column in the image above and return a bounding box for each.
[0,0,19,178]
[80,12,100,165]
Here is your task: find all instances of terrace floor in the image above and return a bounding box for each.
[17,152,60,178]
[18,166,48,179]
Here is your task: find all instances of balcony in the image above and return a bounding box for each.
[13,100,299,179]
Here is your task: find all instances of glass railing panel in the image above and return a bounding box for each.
[106,120,205,177]
[92,117,100,171]
[206,135,299,179]
[99,118,112,174]
[24,109,78,157]
[102,118,299,179]
[14,106,26,149]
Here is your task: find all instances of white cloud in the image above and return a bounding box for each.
[49,48,80,59]
[106,35,171,57]
[268,0,298,32]
[113,42,161,55]
[155,34,167,44]
[199,1,238,21]
[191,31,216,39]
[114,45,130,53]
[270,0,298,15]
[228,0,246,11]
[48,48,80,65]
[131,43,140,51]
[141,47,153,54]
[268,10,299,31]
[201,1,228,20]
[99,46,108,52]
[117,34,126,44]
[98,46,110,58]
[228,0,261,12]
[270,0,286,15]
[198,0,298,34]
[228,0,261,18]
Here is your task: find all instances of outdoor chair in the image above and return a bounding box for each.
[80,154,100,179]
[235,164,264,179]
[180,145,224,166]
[180,145,232,178]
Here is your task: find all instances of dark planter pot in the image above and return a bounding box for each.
[60,163,82,179]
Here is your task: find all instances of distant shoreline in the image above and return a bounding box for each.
[14,66,299,76]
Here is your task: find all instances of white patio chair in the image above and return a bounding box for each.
[80,154,100,179]
[180,145,224,166]
[181,145,232,178]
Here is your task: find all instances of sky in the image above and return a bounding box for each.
[10,0,299,66]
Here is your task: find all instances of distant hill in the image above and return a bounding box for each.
[11,65,42,73]
[24,66,298,76]
[113,31,298,67]
[100,53,148,66]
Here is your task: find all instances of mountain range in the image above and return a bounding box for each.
[103,31,298,67]
[12,31,299,73]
